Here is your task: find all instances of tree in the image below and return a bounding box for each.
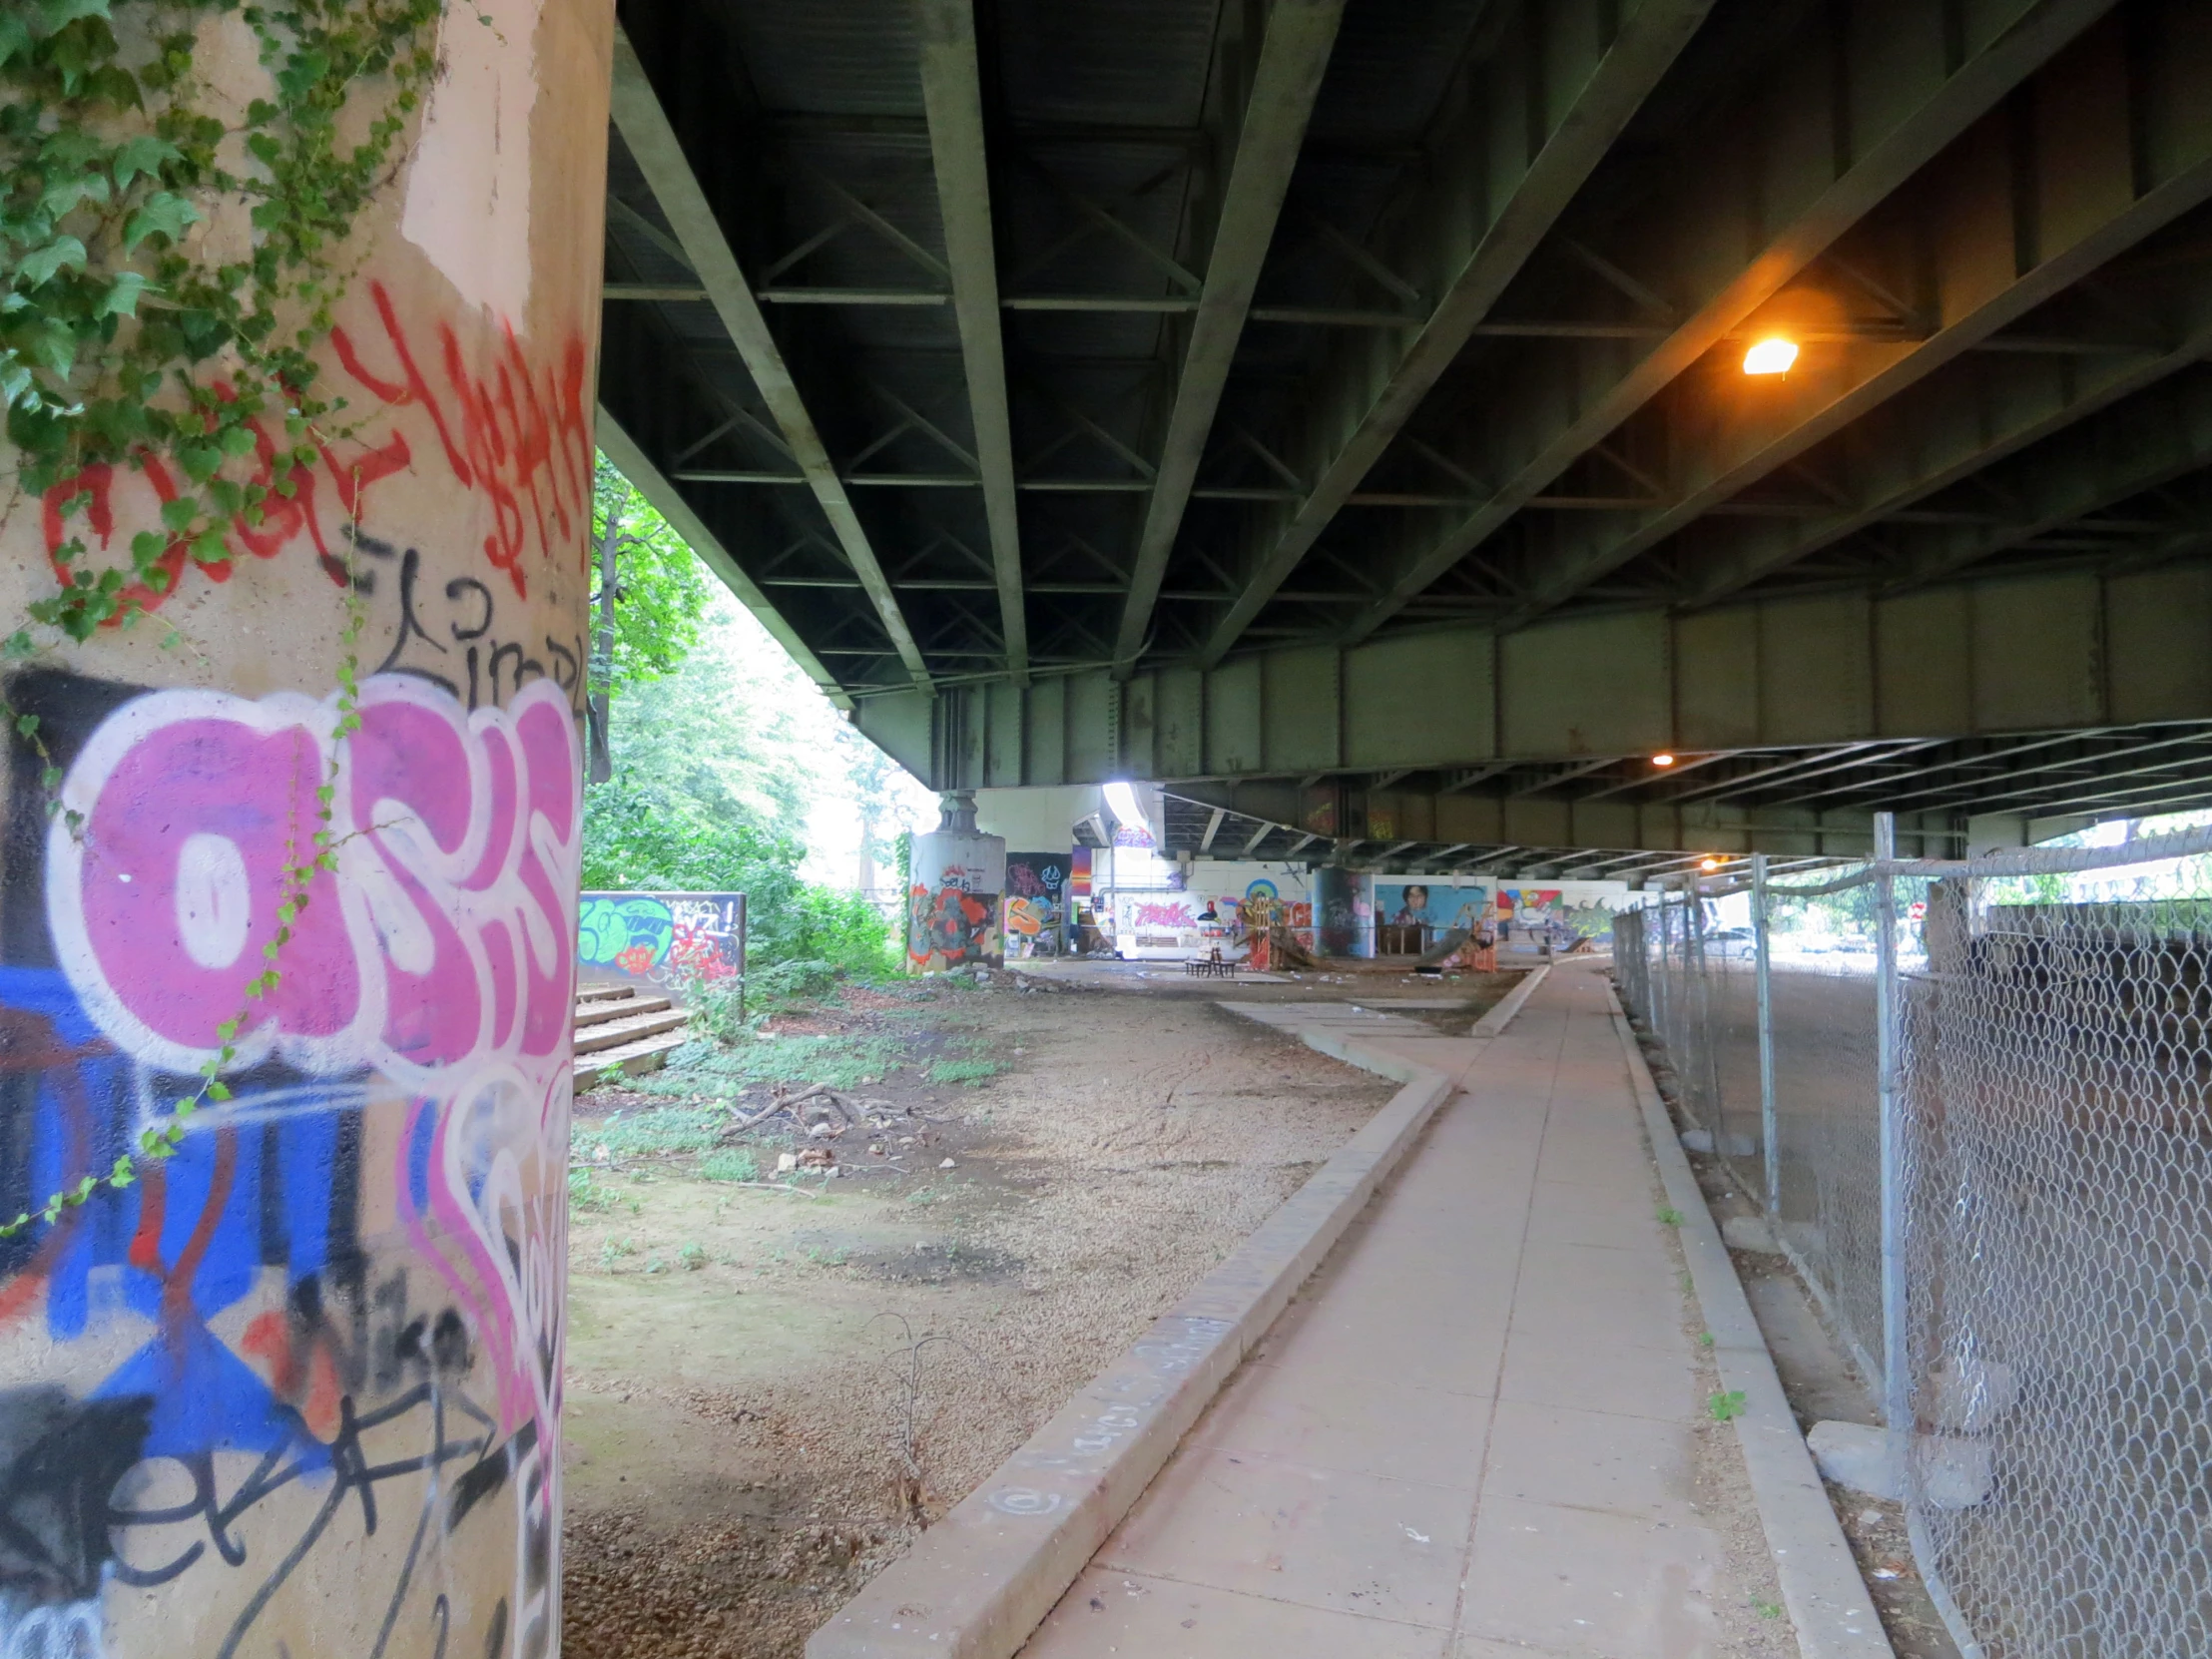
[587,453,712,782]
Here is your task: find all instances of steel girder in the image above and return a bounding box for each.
[1111,0,1348,674]
[1321,0,2119,650]
[1196,0,1718,667]
[917,0,1029,683]
[609,27,934,691]
[1502,3,2212,624]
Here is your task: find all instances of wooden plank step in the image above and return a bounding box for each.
[573,1028,691,1087]
[576,993,672,1029]
[577,985,635,1005]
[573,1007,689,1055]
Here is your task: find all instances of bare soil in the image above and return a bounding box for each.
[557,967,1502,1659]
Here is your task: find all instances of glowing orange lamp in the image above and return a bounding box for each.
[1743,337,1799,375]
[1651,752,1676,768]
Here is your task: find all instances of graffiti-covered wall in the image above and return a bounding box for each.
[579,892,745,989]
[0,5,611,1655]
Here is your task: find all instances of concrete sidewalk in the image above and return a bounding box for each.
[1020,962,1729,1659]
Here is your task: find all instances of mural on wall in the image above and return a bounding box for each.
[577,892,743,987]
[2,671,580,1659]
[1001,854,1070,957]
[1113,876,1314,958]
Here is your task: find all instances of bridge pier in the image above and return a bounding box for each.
[0,3,610,1654]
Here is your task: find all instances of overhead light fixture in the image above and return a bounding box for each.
[1743,337,1799,376]
[1651,753,1676,768]
[1699,855,1723,872]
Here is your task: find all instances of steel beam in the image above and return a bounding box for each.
[609,27,932,692]
[1890,369,2212,588]
[1197,0,1716,668]
[1112,0,1346,675]
[917,0,1027,685]
[1503,5,2212,624]
[1341,0,2119,646]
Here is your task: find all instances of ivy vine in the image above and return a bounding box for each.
[0,0,446,1232]
[2,0,441,643]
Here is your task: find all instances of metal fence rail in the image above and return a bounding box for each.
[1615,821,2212,1659]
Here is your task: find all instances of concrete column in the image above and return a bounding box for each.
[0,5,611,1656]
[907,792,1007,970]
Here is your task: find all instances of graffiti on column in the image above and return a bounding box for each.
[0,671,580,1659]
[908,880,995,972]
[577,892,744,987]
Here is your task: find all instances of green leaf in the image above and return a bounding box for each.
[178,439,223,481]
[218,421,257,457]
[2,632,34,659]
[159,495,197,531]
[97,271,150,318]
[131,529,167,566]
[38,0,115,31]
[15,714,40,738]
[110,135,180,191]
[15,236,88,288]
[123,192,200,254]
[0,17,32,72]
[40,171,111,221]
[206,1080,232,1103]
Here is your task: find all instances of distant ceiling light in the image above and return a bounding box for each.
[1103,779,1150,835]
[1699,856,1723,872]
[1651,753,1677,768]
[1743,337,1799,375]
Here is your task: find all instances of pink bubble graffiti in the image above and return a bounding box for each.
[46,675,582,1085]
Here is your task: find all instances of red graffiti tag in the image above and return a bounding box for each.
[40,282,590,621]
[332,280,593,597]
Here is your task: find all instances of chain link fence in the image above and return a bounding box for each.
[1615,821,2212,1659]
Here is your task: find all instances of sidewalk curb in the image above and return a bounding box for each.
[806,1005,1504,1659]
[1602,982,1895,1659]
[1473,962,1549,1035]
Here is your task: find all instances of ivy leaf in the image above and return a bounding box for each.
[218,421,257,457]
[85,63,142,112]
[0,351,30,409]
[110,135,181,191]
[15,236,88,289]
[0,17,31,73]
[122,192,200,255]
[22,318,75,376]
[96,271,148,317]
[159,495,197,532]
[40,170,111,221]
[178,438,223,481]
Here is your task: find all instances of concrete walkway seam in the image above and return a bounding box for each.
[1471,961,1549,1036]
[807,1000,1519,1658]
[1601,980,1895,1659]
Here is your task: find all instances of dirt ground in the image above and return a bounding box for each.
[558,964,1504,1659]
[1637,1025,1965,1659]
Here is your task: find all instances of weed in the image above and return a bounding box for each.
[1698,1332,1716,1349]
[804,1245,849,1268]
[905,1188,938,1206]
[699,1148,761,1183]
[597,1236,638,1271]
[644,1256,667,1275]
[568,1170,616,1215]
[678,1242,706,1271]
[626,1197,644,1216]
[1707,1389,1748,1421]
[1753,1600,1784,1621]
[649,1034,906,1095]
[1656,1205,1685,1226]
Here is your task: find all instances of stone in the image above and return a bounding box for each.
[1679,1128,1714,1153]
[1722,1216,1783,1254]
[1805,1420,1992,1508]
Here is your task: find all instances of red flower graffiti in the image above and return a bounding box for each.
[615,944,657,975]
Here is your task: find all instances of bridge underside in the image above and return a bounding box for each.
[597,0,2212,866]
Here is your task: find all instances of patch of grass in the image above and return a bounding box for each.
[1707,1389,1748,1421]
[1656,1205,1685,1226]
[1753,1600,1784,1621]
[927,1057,1002,1086]
[698,1148,760,1184]
[1698,1332,1716,1349]
[597,1236,637,1271]
[569,1170,617,1214]
[803,1244,849,1267]
[678,1241,706,1271]
[644,1255,668,1275]
[574,1106,727,1160]
[654,1033,907,1094]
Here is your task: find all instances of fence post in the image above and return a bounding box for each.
[736,891,748,1023]
[1753,852,1778,1220]
[1873,812,1911,1485]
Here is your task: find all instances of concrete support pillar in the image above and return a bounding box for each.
[907,792,1007,971]
[0,4,611,1655]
